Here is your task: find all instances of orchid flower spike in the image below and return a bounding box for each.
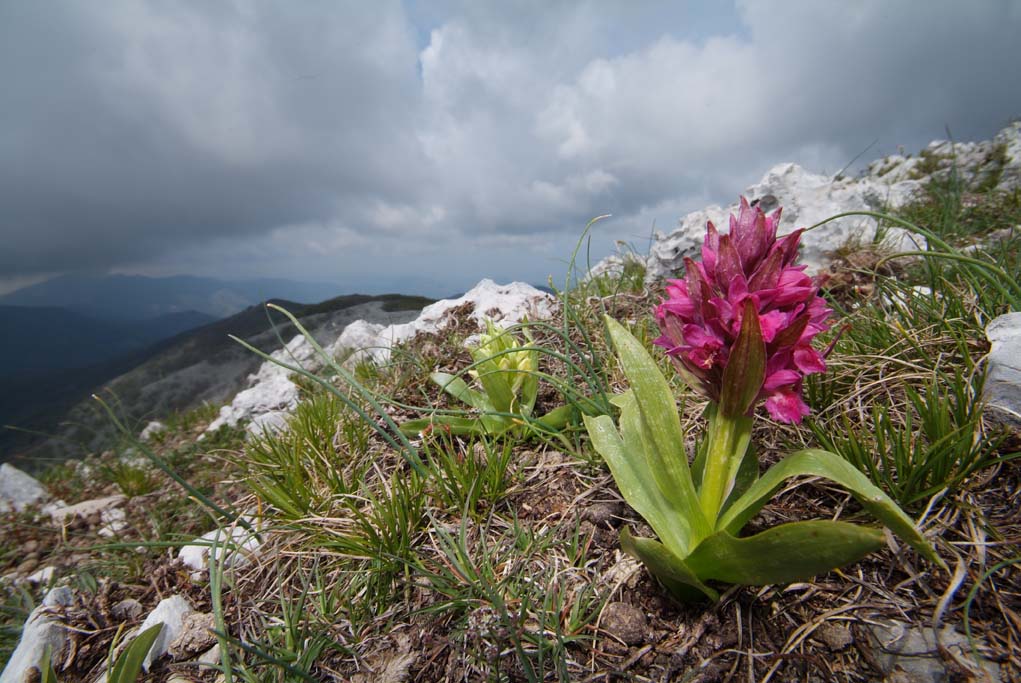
[653,197,832,423]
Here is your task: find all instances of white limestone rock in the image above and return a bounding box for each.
[332,319,388,364]
[0,464,50,513]
[245,410,292,439]
[178,519,262,580]
[645,163,925,282]
[204,283,542,436]
[995,121,1021,192]
[25,566,56,585]
[984,312,1021,430]
[205,334,317,432]
[586,249,647,282]
[0,586,74,683]
[48,495,124,523]
[867,122,1021,193]
[606,123,1021,286]
[137,595,195,671]
[327,279,556,364]
[139,421,167,441]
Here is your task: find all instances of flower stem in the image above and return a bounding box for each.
[698,407,753,524]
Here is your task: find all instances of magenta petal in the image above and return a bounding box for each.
[762,369,801,391]
[765,388,811,424]
[758,309,786,343]
[793,346,826,374]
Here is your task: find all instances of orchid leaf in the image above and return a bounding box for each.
[717,449,942,566]
[604,316,710,539]
[430,372,494,412]
[586,394,690,556]
[535,403,577,430]
[398,415,512,437]
[109,623,164,682]
[685,521,884,585]
[620,527,718,602]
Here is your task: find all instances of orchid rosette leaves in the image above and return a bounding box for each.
[401,321,563,437]
[585,198,942,601]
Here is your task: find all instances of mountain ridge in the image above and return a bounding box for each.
[0,273,349,320]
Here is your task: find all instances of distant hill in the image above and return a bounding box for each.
[0,274,348,320]
[0,293,432,468]
[0,305,215,375]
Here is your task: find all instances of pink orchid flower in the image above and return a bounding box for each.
[653,197,832,423]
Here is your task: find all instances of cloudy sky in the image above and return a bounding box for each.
[2,1,1020,297]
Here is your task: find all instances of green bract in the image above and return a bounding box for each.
[584,316,943,602]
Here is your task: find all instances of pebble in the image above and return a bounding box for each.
[601,601,647,646]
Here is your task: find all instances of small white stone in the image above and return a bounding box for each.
[137,595,194,671]
[178,520,262,579]
[245,411,291,439]
[139,421,167,441]
[0,586,74,683]
[0,464,49,513]
[25,566,55,585]
[48,495,124,524]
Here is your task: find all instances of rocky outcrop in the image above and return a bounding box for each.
[644,163,925,282]
[205,302,421,433]
[868,121,1021,193]
[326,279,557,364]
[205,334,314,432]
[612,122,1021,284]
[206,280,555,434]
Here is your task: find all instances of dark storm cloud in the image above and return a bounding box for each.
[0,1,428,276]
[2,1,1021,292]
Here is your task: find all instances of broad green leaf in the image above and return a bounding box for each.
[430,372,494,412]
[719,300,766,418]
[399,415,509,437]
[685,521,884,585]
[586,405,690,556]
[604,317,710,539]
[620,527,718,602]
[717,449,942,566]
[109,623,164,682]
[535,403,577,430]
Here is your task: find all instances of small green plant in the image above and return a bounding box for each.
[586,200,941,602]
[39,623,163,683]
[422,511,601,682]
[399,321,551,438]
[98,459,158,498]
[810,371,1015,507]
